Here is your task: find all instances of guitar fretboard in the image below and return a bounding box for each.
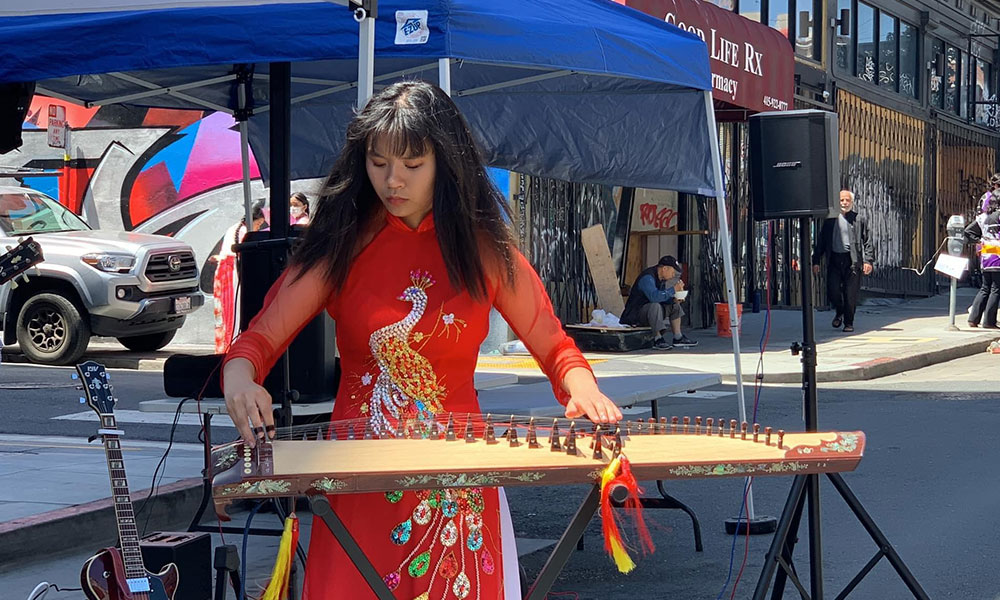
[100,414,145,581]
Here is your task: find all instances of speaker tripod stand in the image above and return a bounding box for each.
[752,216,929,600]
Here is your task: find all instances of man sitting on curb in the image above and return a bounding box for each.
[621,255,698,350]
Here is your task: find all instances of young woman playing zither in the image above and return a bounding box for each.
[222,80,621,600]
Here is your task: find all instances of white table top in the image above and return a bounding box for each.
[476,372,722,418]
[141,371,519,415]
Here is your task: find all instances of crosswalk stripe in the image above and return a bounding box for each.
[52,409,235,427]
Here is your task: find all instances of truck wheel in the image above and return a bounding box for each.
[16,293,91,366]
[116,330,177,352]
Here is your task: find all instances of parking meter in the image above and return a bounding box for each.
[946,215,966,255]
[944,214,967,330]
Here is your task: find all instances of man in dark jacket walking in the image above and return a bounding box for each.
[812,189,874,332]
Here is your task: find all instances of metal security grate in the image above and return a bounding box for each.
[144,251,198,282]
[838,90,934,296]
[515,175,617,324]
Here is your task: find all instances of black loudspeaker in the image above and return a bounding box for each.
[0,82,35,154]
[238,228,339,403]
[749,109,840,221]
[140,531,212,600]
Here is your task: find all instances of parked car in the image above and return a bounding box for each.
[0,186,204,365]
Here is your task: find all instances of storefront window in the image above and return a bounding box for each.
[960,52,970,117]
[769,0,789,37]
[835,0,852,71]
[976,58,994,126]
[856,3,876,83]
[930,39,944,109]
[878,13,897,90]
[945,45,959,114]
[898,21,917,98]
[794,0,816,59]
[739,0,762,22]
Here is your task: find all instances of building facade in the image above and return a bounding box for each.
[733,0,1000,300]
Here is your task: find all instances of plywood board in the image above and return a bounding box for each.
[581,224,625,317]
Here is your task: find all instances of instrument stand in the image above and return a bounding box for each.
[214,544,242,600]
[310,486,605,600]
[752,217,929,600]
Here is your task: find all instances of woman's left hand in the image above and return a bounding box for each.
[565,388,623,424]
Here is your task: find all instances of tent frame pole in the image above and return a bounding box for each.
[235,67,254,229]
[704,90,755,521]
[438,58,452,95]
[356,5,375,108]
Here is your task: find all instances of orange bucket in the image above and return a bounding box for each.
[715,302,743,337]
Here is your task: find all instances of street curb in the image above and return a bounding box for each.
[0,477,202,568]
[0,350,166,371]
[725,334,1000,384]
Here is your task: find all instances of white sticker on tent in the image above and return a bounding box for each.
[395,10,429,45]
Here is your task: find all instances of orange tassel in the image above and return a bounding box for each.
[599,456,655,573]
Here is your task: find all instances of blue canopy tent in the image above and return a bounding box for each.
[0,0,749,419]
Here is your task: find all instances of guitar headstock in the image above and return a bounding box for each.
[74,361,115,417]
[0,236,43,288]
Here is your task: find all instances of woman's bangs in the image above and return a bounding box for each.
[365,108,431,158]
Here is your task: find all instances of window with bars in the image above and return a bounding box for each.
[834,0,919,99]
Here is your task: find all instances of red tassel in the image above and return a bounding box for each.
[599,456,655,573]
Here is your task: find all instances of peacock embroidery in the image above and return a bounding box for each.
[366,270,448,433]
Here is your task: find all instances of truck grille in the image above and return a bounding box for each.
[145,251,197,282]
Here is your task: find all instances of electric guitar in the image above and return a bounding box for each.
[0,236,43,286]
[76,360,178,600]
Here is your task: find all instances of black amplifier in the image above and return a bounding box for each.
[140,531,212,600]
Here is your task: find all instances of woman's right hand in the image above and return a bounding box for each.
[223,358,274,447]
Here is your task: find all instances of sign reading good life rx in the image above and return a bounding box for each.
[395,10,429,44]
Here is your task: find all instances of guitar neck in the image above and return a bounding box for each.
[99,414,146,580]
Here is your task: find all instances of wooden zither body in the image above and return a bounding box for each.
[212,415,864,518]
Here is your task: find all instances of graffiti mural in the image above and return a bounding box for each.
[4,96,320,345]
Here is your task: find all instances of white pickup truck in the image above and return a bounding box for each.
[0,186,204,365]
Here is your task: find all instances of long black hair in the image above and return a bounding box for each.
[293,80,515,299]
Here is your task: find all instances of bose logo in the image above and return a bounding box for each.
[773,161,802,169]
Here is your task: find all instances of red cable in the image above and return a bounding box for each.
[730,477,754,599]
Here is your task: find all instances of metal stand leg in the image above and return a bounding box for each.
[214,544,242,600]
[188,412,214,532]
[754,473,930,600]
[647,400,703,552]
[826,474,930,600]
[524,485,601,600]
[753,474,808,600]
[310,495,395,600]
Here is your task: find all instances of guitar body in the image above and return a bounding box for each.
[81,547,178,600]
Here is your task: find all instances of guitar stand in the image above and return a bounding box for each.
[310,485,605,600]
[752,217,929,600]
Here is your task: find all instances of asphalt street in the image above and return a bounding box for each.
[2,354,999,599]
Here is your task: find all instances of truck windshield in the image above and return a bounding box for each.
[0,191,90,235]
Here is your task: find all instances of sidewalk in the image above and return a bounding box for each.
[6,290,993,385]
[479,288,1000,384]
[0,435,205,567]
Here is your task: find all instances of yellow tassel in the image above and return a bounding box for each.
[599,457,635,573]
[259,515,299,600]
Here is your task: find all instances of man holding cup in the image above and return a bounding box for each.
[621,255,698,350]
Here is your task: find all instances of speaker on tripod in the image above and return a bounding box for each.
[238,228,339,404]
[747,110,928,599]
[749,109,840,221]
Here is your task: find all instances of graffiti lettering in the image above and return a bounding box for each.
[639,203,678,230]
